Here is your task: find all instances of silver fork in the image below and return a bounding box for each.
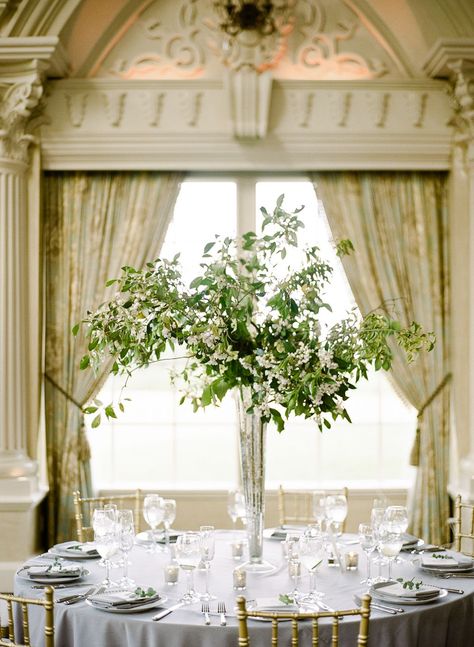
[217,601,227,626]
[201,602,211,625]
[58,585,101,605]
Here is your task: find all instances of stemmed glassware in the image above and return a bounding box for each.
[117,509,136,589]
[312,491,327,532]
[143,494,165,553]
[199,525,216,601]
[378,524,404,581]
[175,532,201,603]
[384,506,408,565]
[227,489,246,535]
[358,523,377,585]
[287,538,301,600]
[297,532,325,603]
[325,495,348,536]
[370,506,387,581]
[92,508,119,590]
[162,499,177,551]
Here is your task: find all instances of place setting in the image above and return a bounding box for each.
[86,586,167,614]
[16,558,89,586]
[48,541,101,560]
[412,552,474,577]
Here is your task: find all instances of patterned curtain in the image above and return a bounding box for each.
[43,171,183,543]
[311,171,450,545]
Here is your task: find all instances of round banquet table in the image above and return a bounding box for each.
[14,530,474,647]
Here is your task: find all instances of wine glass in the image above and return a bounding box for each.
[312,490,327,532]
[92,508,119,590]
[175,532,201,603]
[162,499,177,551]
[358,523,377,585]
[378,524,404,581]
[297,533,325,603]
[143,494,165,553]
[227,489,245,534]
[199,525,216,601]
[286,538,301,599]
[325,495,348,536]
[371,506,387,581]
[117,509,135,589]
[384,505,408,564]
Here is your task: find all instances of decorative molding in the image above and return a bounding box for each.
[101,91,126,127]
[366,91,389,128]
[423,38,474,79]
[179,89,202,126]
[40,78,453,170]
[141,90,165,127]
[0,60,47,163]
[448,60,474,171]
[64,91,88,128]
[0,36,69,77]
[225,68,272,139]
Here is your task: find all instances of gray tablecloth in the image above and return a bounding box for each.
[14,531,474,647]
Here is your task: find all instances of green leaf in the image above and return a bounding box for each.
[91,414,101,428]
[79,355,90,370]
[211,377,229,401]
[105,279,117,287]
[118,402,125,412]
[276,194,284,208]
[203,242,215,254]
[83,406,98,414]
[72,323,80,336]
[105,405,117,419]
[201,385,212,407]
[269,408,285,433]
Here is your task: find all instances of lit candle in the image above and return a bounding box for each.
[344,552,359,571]
[164,563,179,585]
[231,541,244,560]
[233,567,246,590]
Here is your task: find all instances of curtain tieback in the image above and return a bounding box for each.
[44,373,91,461]
[409,373,452,467]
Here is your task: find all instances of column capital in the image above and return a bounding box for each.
[0,59,48,165]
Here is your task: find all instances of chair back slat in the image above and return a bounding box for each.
[0,588,54,647]
[236,595,371,647]
[454,494,474,557]
[278,486,349,532]
[73,489,144,542]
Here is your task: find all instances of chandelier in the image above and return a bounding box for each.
[212,1,291,37]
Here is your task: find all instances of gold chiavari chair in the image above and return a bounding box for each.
[453,494,474,557]
[278,486,349,532]
[0,587,54,647]
[73,489,144,542]
[236,595,371,647]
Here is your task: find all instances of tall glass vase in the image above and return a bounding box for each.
[236,387,277,574]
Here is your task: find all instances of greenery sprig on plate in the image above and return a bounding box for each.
[77,196,434,432]
[134,586,157,598]
[432,553,451,560]
[396,577,423,590]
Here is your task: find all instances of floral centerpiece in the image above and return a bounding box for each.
[78,197,433,571]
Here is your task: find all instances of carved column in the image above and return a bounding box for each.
[0,60,45,485]
[449,60,474,500]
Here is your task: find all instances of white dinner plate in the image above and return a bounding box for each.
[49,542,100,560]
[86,594,167,614]
[412,557,474,574]
[17,566,89,585]
[371,582,447,606]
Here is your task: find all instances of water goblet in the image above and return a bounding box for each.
[143,494,165,553]
[312,490,327,530]
[358,523,377,585]
[378,525,404,581]
[199,525,216,601]
[162,499,177,551]
[325,495,348,536]
[93,508,119,590]
[384,505,409,563]
[117,509,136,589]
[370,506,387,580]
[175,532,201,604]
[297,534,325,603]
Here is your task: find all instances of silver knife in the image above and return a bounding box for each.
[31,582,91,590]
[152,602,186,621]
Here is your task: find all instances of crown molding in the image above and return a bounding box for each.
[0,36,69,77]
[423,38,474,79]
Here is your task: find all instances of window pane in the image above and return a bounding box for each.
[256,181,416,488]
[87,180,238,489]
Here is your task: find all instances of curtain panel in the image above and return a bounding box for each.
[43,171,183,543]
[311,171,450,545]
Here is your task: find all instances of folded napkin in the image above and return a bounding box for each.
[27,564,82,580]
[63,543,99,557]
[376,582,438,599]
[88,590,162,609]
[421,554,460,568]
[251,597,298,611]
[401,533,420,546]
